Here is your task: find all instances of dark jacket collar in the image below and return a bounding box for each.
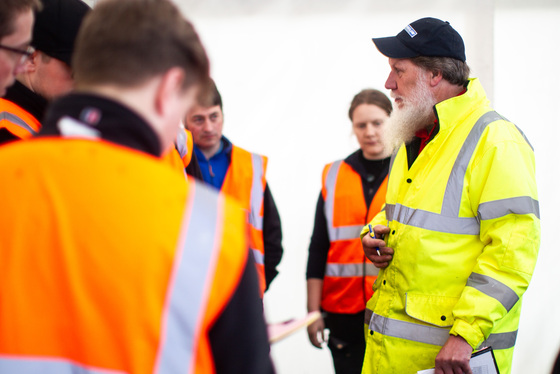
[40,93,162,157]
[3,80,48,123]
[344,149,390,176]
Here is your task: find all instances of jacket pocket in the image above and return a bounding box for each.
[405,293,459,328]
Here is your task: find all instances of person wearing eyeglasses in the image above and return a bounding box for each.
[0,0,275,372]
[0,0,90,145]
[0,0,41,97]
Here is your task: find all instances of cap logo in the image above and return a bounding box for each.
[404,24,417,38]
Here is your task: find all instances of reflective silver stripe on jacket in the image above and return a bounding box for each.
[364,309,517,350]
[467,273,519,311]
[175,128,188,158]
[0,111,38,135]
[324,160,364,241]
[442,111,504,218]
[252,248,264,265]
[0,358,124,374]
[155,183,220,373]
[368,312,450,346]
[478,196,540,220]
[386,111,539,233]
[325,263,379,277]
[248,153,265,231]
[385,203,480,235]
[478,330,518,350]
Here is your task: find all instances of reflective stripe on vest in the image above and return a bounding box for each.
[176,128,188,159]
[325,263,379,277]
[0,98,41,139]
[251,248,264,265]
[155,182,220,373]
[324,160,363,241]
[248,153,264,232]
[386,111,540,235]
[0,111,38,136]
[0,357,124,374]
[248,153,265,267]
[175,128,193,168]
[364,309,517,351]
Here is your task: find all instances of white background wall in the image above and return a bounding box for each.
[86,0,560,372]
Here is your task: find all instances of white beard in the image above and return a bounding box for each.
[383,73,438,153]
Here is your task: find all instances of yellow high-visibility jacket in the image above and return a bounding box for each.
[360,78,540,374]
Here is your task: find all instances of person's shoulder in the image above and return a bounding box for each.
[0,137,47,167]
[478,111,532,150]
[343,149,362,166]
[231,143,267,158]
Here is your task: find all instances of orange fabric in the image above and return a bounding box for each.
[161,128,194,175]
[0,98,41,139]
[182,129,194,166]
[320,161,387,313]
[0,138,247,374]
[161,145,187,174]
[195,192,248,374]
[221,145,268,296]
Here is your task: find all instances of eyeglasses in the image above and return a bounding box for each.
[0,44,35,67]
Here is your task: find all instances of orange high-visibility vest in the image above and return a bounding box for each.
[0,137,248,374]
[221,145,268,296]
[161,127,194,175]
[320,160,387,313]
[0,98,41,140]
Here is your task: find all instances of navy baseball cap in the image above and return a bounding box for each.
[372,17,466,62]
[32,0,91,66]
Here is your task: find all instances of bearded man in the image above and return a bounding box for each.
[360,17,540,374]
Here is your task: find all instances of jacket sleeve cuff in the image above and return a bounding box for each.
[360,212,387,239]
[450,319,485,349]
[360,225,370,240]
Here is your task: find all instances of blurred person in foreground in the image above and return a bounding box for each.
[306,89,392,374]
[0,0,41,96]
[0,0,274,373]
[361,17,540,374]
[0,0,90,145]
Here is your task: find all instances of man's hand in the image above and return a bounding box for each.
[362,225,393,268]
[434,335,473,374]
[307,315,325,349]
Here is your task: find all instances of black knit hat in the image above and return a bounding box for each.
[372,17,466,62]
[31,0,91,66]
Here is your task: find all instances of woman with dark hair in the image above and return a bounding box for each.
[306,89,392,373]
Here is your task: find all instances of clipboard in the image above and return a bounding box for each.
[267,311,321,344]
[417,346,500,374]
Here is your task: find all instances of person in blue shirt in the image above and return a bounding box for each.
[184,79,283,294]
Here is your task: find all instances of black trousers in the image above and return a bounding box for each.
[324,310,366,374]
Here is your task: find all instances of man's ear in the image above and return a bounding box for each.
[430,70,443,87]
[154,67,186,116]
[21,50,40,73]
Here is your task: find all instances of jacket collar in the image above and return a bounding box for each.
[40,93,162,157]
[3,80,48,123]
[434,78,490,134]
